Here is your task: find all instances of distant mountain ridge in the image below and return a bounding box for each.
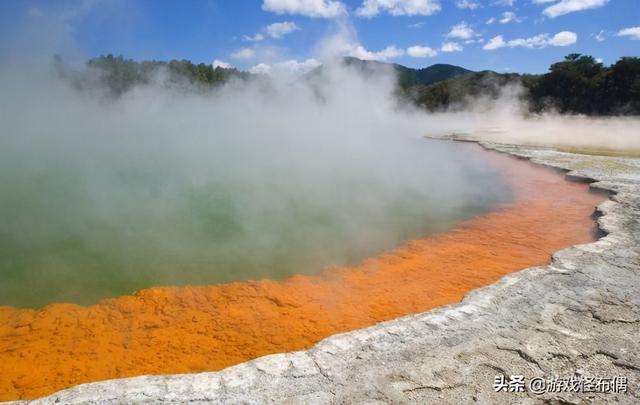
[394,62,474,88]
[317,57,475,88]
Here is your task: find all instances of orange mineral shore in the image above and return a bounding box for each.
[0,146,606,401]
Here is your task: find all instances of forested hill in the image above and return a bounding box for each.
[61,54,475,97]
[319,54,640,115]
[306,56,472,88]
[339,56,473,87]
[397,63,473,88]
[57,54,640,115]
[405,54,640,115]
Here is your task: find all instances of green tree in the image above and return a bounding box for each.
[531,54,605,113]
[607,57,640,113]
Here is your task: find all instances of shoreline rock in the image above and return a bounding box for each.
[10,140,640,404]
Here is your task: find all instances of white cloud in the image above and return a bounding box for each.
[617,27,640,40]
[456,0,479,9]
[595,57,604,63]
[243,33,265,42]
[494,0,514,5]
[549,30,577,46]
[408,22,424,28]
[244,21,300,43]
[250,58,322,76]
[316,27,404,62]
[483,31,577,50]
[486,17,496,24]
[441,42,463,52]
[249,63,272,74]
[350,45,405,60]
[447,22,474,40]
[265,21,301,38]
[212,60,231,69]
[407,45,438,57]
[231,48,256,60]
[483,35,506,50]
[356,0,441,17]
[594,30,605,42]
[532,0,555,3]
[499,11,521,23]
[280,58,322,72]
[262,0,346,18]
[542,0,609,18]
[504,34,549,48]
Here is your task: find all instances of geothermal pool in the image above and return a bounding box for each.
[0,143,607,401]
[0,139,509,308]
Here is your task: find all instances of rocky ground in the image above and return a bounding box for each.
[11,140,640,404]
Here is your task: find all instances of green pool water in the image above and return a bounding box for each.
[0,139,510,308]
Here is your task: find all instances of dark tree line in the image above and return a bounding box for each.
[55,54,249,96]
[405,54,640,115]
[404,71,523,111]
[530,54,640,114]
[55,53,640,115]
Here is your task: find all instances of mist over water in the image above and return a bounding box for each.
[0,60,511,308]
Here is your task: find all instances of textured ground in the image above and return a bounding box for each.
[8,141,640,404]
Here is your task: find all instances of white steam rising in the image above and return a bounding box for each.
[424,84,640,151]
[0,58,508,307]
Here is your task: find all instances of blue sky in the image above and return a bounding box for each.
[0,0,638,73]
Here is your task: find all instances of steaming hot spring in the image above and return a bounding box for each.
[0,64,606,401]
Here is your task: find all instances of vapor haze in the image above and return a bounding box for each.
[422,83,640,151]
[0,55,510,307]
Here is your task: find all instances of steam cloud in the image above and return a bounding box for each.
[0,58,509,307]
[423,84,640,151]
